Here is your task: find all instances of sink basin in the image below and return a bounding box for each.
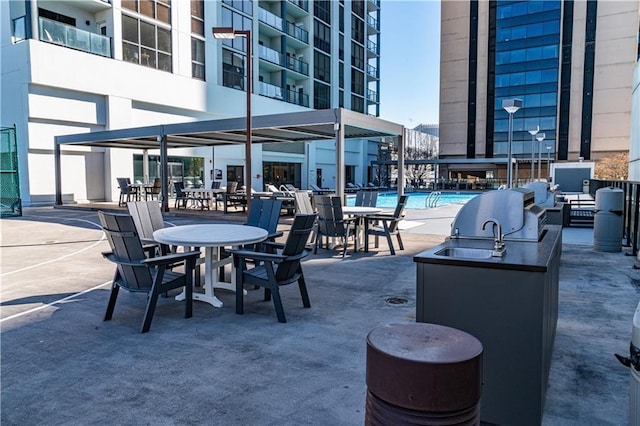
[434,247,494,259]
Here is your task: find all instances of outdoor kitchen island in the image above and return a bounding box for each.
[414,189,562,426]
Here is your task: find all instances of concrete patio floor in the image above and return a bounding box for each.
[1,204,637,425]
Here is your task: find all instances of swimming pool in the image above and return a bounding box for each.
[346,192,481,209]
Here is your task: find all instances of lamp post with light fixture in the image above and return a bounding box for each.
[536,132,545,181]
[546,144,552,178]
[502,98,523,188]
[528,126,539,183]
[212,27,252,213]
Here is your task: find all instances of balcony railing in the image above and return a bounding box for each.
[367,89,379,103]
[286,55,309,75]
[258,8,283,32]
[39,17,111,58]
[367,39,379,56]
[366,64,379,79]
[258,45,282,66]
[258,81,309,107]
[284,21,309,44]
[366,15,379,31]
[287,0,308,11]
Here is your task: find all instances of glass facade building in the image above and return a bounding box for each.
[492,1,561,160]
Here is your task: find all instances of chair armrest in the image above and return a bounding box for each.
[230,250,286,263]
[262,241,285,250]
[142,250,200,267]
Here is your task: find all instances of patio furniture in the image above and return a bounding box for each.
[314,195,356,258]
[309,183,334,195]
[146,178,162,200]
[98,211,200,333]
[246,197,284,242]
[343,206,383,252]
[153,224,268,308]
[364,195,409,255]
[295,190,317,245]
[126,200,168,255]
[345,182,359,193]
[117,177,139,206]
[173,181,195,209]
[355,190,378,207]
[222,182,247,213]
[232,213,317,323]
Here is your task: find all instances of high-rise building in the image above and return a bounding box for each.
[0,0,381,206]
[439,0,639,180]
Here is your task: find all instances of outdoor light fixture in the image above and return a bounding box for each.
[212,26,253,212]
[502,98,523,188]
[528,126,539,183]
[536,132,546,181]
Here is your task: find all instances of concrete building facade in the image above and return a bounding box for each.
[439,0,639,180]
[0,0,382,206]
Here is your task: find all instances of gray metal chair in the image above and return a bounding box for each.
[98,211,200,333]
[314,195,355,257]
[364,195,409,255]
[355,190,378,207]
[231,213,317,323]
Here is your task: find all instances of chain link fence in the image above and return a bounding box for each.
[1,125,21,217]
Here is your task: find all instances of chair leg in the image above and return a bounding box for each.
[264,288,271,301]
[270,286,286,323]
[298,274,311,308]
[141,290,160,333]
[235,260,244,315]
[184,261,194,319]
[396,233,404,251]
[104,284,120,321]
[386,232,396,255]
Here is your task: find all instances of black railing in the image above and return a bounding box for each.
[590,179,640,256]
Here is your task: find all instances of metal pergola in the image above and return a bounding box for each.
[55,108,406,212]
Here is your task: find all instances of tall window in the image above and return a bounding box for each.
[351,15,364,44]
[222,48,245,90]
[313,19,331,54]
[223,0,253,16]
[221,7,251,52]
[351,69,364,95]
[492,0,561,158]
[351,42,364,70]
[314,1,331,24]
[191,0,205,80]
[122,0,172,72]
[314,81,330,109]
[314,51,331,83]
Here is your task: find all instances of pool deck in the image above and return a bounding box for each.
[0,204,635,425]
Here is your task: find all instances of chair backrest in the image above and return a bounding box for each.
[266,184,280,193]
[98,211,153,290]
[315,195,347,237]
[150,177,162,194]
[275,213,317,281]
[295,190,314,214]
[388,195,409,232]
[285,184,297,192]
[355,190,378,207]
[226,181,238,194]
[246,197,282,235]
[173,181,186,196]
[211,181,221,189]
[127,200,164,242]
[117,177,131,194]
[309,183,321,192]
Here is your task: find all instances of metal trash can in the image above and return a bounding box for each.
[616,301,640,425]
[593,187,623,252]
[583,179,590,194]
[365,323,483,425]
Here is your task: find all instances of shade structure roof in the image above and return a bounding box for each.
[55,108,404,149]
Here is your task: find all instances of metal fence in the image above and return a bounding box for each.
[590,179,639,256]
[0,125,21,217]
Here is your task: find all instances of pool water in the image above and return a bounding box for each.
[346,192,480,209]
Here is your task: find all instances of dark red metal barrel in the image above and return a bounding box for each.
[365,323,483,425]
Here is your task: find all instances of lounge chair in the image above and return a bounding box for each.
[345,182,359,193]
[309,183,334,195]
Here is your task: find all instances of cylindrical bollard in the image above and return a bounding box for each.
[365,323,483,426]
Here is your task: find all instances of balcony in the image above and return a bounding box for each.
[258,45,283,66]
[39,17,111,58]
[366,15,379,32]
[258,8,284,32]
[366,39,379,57]
[258,81,309,107]
[286,55,309,75]
[287,0,308,12]
[366,64,379,79]
[367,89,379,103]
[367,0,380,11]
[284,21,309,44]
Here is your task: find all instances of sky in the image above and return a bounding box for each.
[377,0,441,127]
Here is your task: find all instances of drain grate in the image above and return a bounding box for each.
[385,296,408,305]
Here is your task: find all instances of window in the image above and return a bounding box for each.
[351,69,364,95]
[351,16,364,44]
[314,51,331,82]
[222,0,253,15]
[352,0,364,19]
[191,0,204,35]
[191,38,205,80]
[314,81,330,109]
[314,1,331,24]
[351,42,364,70]
[123,0,170,24]
[222,48,245,90]
[122,12,172,72]
[313,19,331,53]
[221,7,251,52]
[351,95,364,113]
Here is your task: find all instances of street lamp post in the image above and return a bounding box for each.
[536,132,545,181]
[212,27,252,213]
[546,144,552,179]
[528,126,539,183]
[502,98,523,188]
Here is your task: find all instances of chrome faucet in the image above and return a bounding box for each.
[482,218,506,257]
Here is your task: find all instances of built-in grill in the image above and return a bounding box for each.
[451,189,547,242]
